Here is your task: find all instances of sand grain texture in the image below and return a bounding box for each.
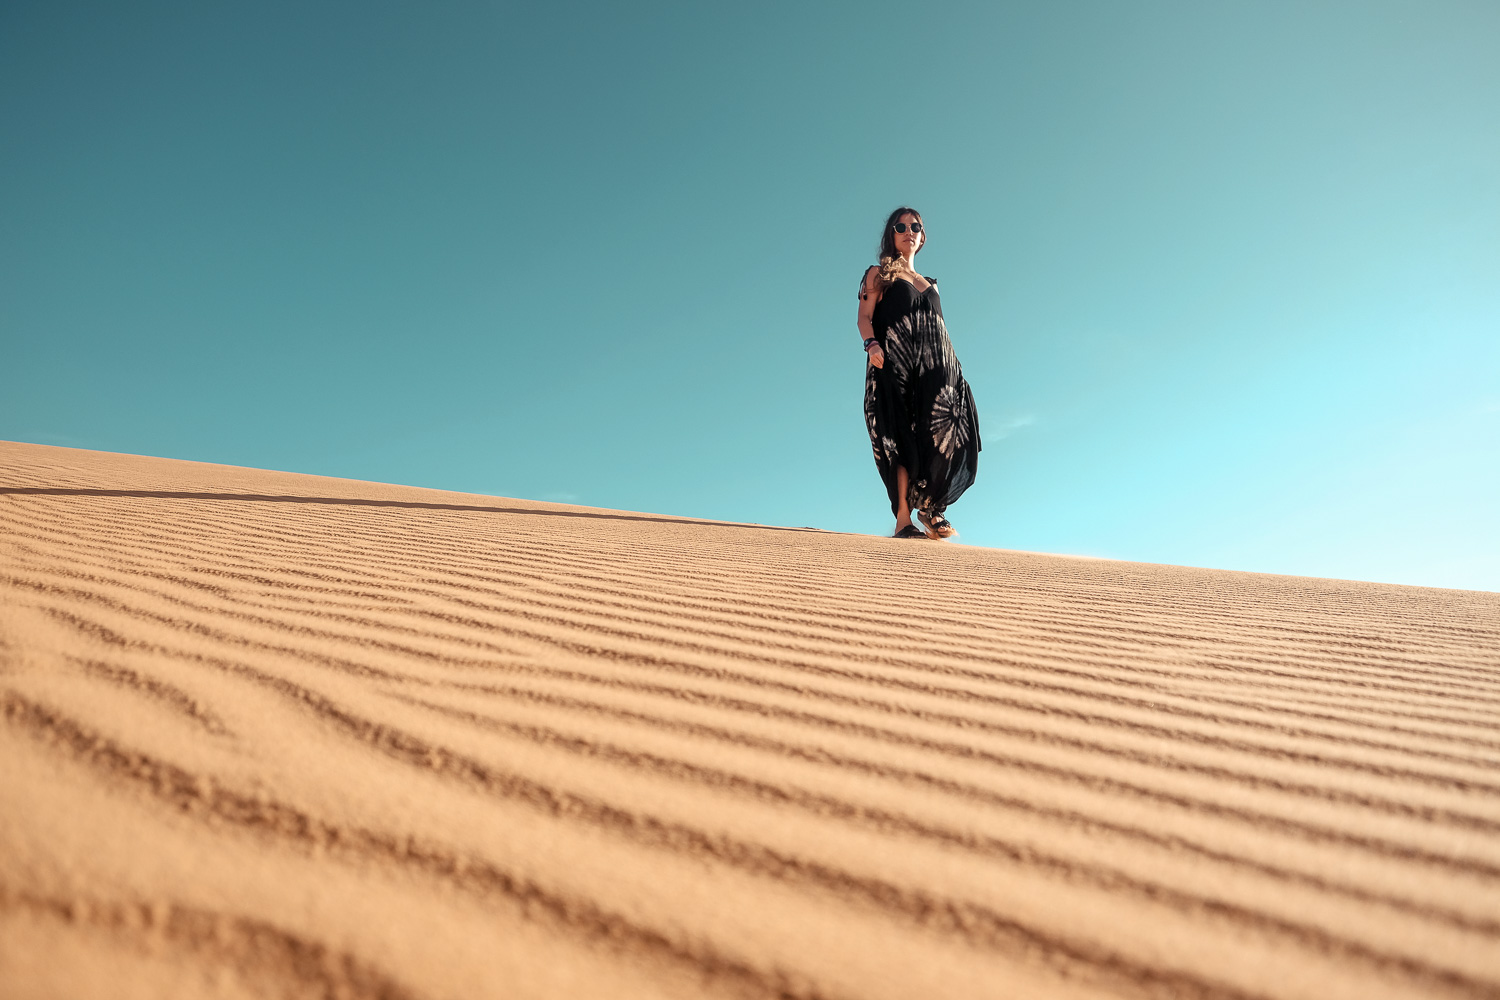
[2,440,1498,999]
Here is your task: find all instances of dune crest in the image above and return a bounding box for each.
[2,440,1497,999]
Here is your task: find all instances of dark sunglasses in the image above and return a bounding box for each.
[892,222,923,234]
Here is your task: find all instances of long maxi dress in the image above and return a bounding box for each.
[863,272,981,518]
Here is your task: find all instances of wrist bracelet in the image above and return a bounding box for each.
[863,338,878,352]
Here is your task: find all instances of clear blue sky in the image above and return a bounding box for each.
[3,2,1497,591]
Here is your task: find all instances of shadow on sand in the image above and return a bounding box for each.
[0,488,824,533]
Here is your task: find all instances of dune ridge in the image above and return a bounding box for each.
[1,440,1497,999]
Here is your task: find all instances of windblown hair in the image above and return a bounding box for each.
[877,206,925,269]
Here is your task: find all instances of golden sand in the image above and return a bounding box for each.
[2,440,1497,999]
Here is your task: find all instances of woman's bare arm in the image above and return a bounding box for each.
[856,266,885,368]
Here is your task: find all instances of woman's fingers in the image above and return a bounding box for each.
[869,347,885,368]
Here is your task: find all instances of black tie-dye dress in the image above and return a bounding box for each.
[863,275,981,518]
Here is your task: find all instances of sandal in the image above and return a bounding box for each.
[919,512,957,538]
[893,523,928,539]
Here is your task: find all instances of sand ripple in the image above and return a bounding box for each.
[2,441,1498,999]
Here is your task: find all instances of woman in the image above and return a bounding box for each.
[857,207,981,539]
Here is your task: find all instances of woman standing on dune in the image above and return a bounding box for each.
[857,207,981,539]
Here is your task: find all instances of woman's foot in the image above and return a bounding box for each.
[893,523,928,539]
[918,511,956,538]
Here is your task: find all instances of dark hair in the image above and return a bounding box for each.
[877,206,925,262]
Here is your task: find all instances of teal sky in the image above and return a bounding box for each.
[3,2,1497,591]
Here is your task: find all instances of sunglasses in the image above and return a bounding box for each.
[892,222,923,234]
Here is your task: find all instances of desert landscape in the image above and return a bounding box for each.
[1,438,1497,1000]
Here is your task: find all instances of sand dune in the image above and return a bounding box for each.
[1,440,1497,1000]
